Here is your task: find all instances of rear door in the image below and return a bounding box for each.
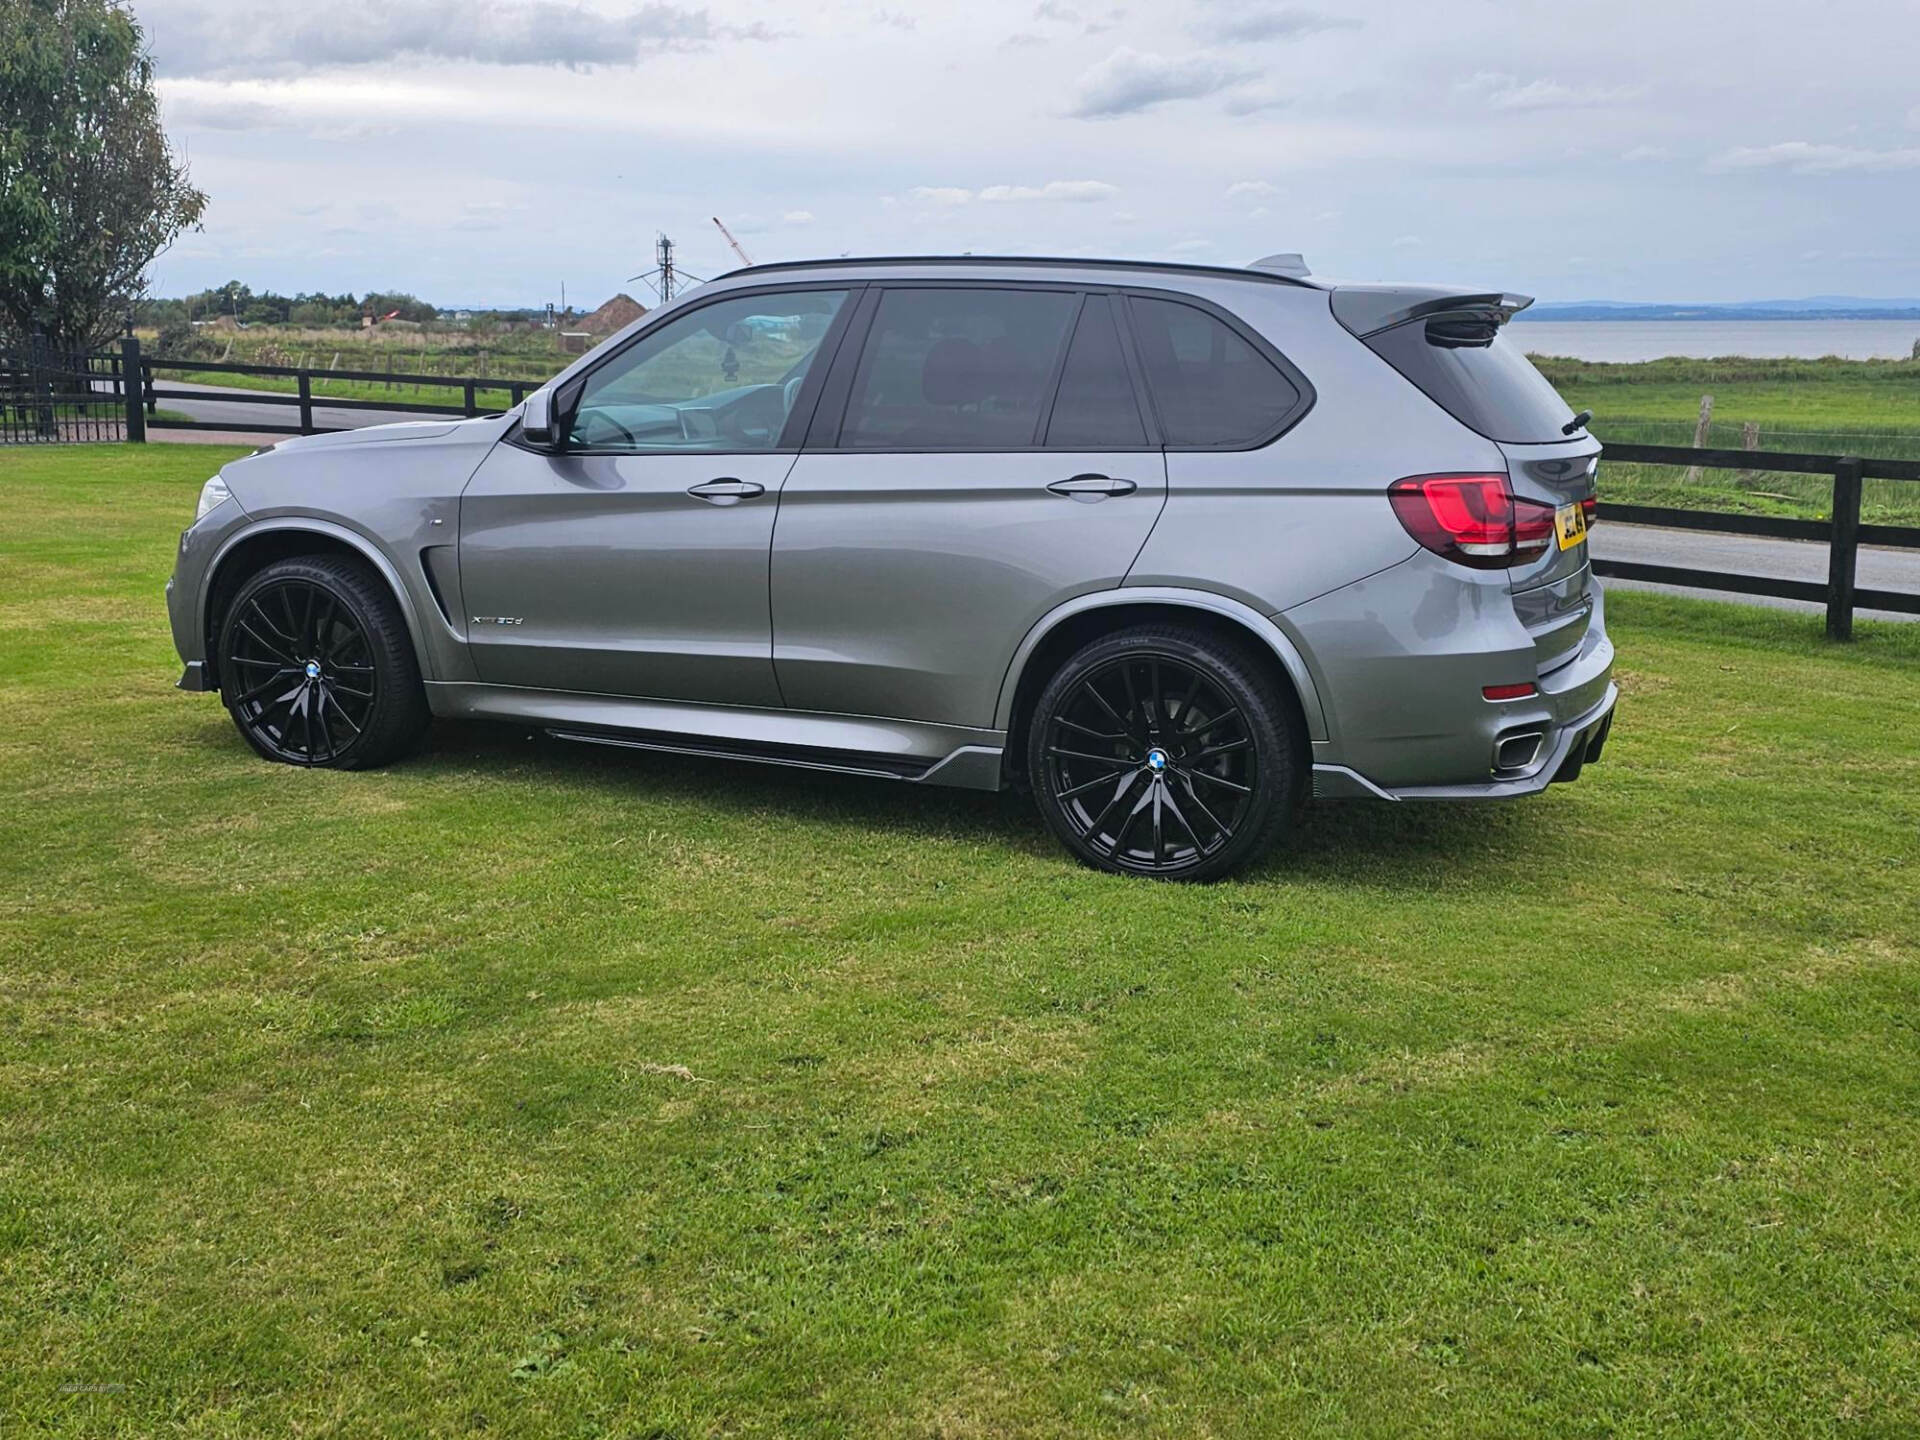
[771,285,1166,726]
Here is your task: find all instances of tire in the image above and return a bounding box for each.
[1026,624,1300,881]
[217,554,429,770]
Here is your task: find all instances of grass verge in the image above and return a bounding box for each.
[3,445,1918,1437]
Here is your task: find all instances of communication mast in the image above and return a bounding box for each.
[628,232,707,303]
[655,234,677,302]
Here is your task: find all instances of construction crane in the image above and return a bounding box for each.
[713,216,754,268]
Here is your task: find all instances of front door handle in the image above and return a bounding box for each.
[1047,473,1137,501]
[687,477,766,505]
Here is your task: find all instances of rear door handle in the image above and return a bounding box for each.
[1047,473,1138,501]
[687,477,766,505]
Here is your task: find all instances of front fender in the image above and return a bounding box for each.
[993,585,1331,743]
[199,516,452,683]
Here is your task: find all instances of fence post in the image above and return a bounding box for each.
[510,382,525,407]
[298,371,314,434]
[1826,457,1863,641]
[463,379,477,418]
[120,336,146,442]
[1683,394,1714,484]
[144,361,156,417]
[28,333,57,438]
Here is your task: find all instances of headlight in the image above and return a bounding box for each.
[195,475,231,521]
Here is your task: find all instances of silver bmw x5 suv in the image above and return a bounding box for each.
[167,254,1615,879]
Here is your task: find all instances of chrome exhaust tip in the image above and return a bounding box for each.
[1494,730,1545,773]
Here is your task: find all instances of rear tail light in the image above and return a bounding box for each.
[1581,494,1597,527]
[1387,473,1556,570]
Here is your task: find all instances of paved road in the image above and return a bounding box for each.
[154,378,464,432]
[1593,522,1918,621]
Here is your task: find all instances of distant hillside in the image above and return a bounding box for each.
[1520,297,1920,322]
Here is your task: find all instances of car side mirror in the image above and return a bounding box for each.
[520,389,556,447]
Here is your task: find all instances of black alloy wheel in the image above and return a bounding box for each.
[1029,626,1299,880]
[218,555,429,770]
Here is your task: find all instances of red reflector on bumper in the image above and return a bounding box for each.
[1483,682,1538,701]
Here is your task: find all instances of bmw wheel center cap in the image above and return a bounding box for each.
[304,661,321,679]
[1146,748,1169,772]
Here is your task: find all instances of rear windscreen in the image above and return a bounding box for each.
[1364,314,1574,444]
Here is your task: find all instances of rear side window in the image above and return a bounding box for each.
[1364,316,1573,444]
[1045,297,1146,449]
[840,288,1077,449]
[1127,295,1302,447]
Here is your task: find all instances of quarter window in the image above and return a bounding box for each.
[839,288,1078,450]
[1045,296,1147,449]
[565,289,847,453]
[1127,295,1302,447]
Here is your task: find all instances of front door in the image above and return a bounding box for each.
[772,286,1167,727]
[459,285,852,705]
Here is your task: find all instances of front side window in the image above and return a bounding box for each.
[839,287,1078,450]
[1127,295,1302,447]
[567,289,847,452]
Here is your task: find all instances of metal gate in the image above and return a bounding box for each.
[0,341,130,444]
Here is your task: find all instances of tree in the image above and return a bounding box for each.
[0,0,206,349]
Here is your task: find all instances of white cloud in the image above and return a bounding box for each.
[1226,180,1280,199]
[1709,141,1920,173]
[978,180,1120,202]
[1169,238,1214,252]
[1458,72,1643,111]
[1192,5,1360,43]
[781,210,816,225]
[1391,234,1423,248]
[1066,48,1257,118]
[160,75,496,129]
[144,0,771,77]
[903,180,1119,206]
[1620,145,1673,163]
[906,185,975,206]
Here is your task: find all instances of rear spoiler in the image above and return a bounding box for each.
[1329,286,1534,340]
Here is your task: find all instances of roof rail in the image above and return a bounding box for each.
[707,254,1320,288]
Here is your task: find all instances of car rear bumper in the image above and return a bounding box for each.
[1290,553,1617,802]
[1313,683,1615,800]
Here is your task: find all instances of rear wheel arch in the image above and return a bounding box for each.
[999,594,1323,787]
[204,523,431,688]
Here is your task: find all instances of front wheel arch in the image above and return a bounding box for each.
[203,522,433,690]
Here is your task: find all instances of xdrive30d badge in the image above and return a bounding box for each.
[168,253,1615,880]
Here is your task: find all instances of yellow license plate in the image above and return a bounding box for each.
[1555,502,1588,551]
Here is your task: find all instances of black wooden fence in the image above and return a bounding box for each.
[137,352,538,437]
[1593,444,1920,640]
[4,341,1917,640]
[3,337,538,445]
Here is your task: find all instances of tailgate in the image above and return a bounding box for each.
[1504,437,1601,674]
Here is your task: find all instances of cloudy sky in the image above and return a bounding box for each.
[139,0,1920,307]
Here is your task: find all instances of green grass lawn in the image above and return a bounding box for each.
[1532,356,1920,525]
[4,445,1919,1437]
